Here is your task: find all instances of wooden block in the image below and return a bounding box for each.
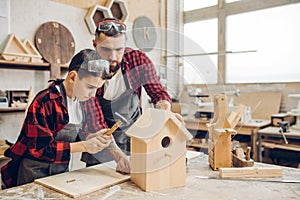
[35,163,130,198]
[219,167,282,178]
[208,128,237,170]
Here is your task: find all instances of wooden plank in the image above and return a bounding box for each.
[261,141,300,152]
[34,163,130,198]
[227,104,246,128]
[233,91,282,120]
[219,167,282,178]
[51,0,106,9]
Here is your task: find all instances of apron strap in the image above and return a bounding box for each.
[121,62,131,90]
[100,62,132,94]
[59,81,68,108]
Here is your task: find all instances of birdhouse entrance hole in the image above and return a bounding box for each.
[161,136,171,148]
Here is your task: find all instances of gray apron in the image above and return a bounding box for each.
[17,82,83,185]
[82,68,141,165]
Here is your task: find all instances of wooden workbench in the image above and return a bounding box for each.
[1,153,299,200]
[184,117,270,161]
[257,126,300,162]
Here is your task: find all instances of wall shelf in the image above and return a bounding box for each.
[0,107,26,112]
[0,60,68,114]
[0,60,68,71]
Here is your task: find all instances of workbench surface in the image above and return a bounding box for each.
[1,153,299,200]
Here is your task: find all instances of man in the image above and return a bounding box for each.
[81,18,184,166]
[1,49,130,189]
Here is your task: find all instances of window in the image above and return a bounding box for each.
[225,0,241,3]
[226,4,300,83]
[184,0,217,11]
[183,19,218,84]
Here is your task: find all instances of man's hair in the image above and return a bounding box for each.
[95,17,125,38]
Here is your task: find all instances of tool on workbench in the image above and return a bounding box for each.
[105,112,130,135]
[232,146,254,167]
[278,121,289,144]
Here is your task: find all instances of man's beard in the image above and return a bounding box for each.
[102,61,121,79]
[109,61,121,73]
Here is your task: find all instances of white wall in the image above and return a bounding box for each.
[0,0,164,141]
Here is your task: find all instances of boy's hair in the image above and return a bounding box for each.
[69,49,110,79]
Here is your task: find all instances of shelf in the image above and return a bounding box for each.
[0,107,26,112]
[261,141,300,152]
[0,60,68,71]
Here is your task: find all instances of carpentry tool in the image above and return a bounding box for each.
[278,121,289,144]
[232,146,254,167]
[105,112,130,136]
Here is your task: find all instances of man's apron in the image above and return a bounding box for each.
[82,69,141,165]
[17,83,83,185]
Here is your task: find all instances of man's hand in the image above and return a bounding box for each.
[106,141,131,174]
[174,112,185,125]
[156,100,185,125]
[82,129,112,154]
[155,100,171,110]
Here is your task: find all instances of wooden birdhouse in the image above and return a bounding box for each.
[126,108,193,191]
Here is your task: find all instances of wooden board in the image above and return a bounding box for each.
[233,91,282,120]
[219,167,282,178]
[34,163,130,198]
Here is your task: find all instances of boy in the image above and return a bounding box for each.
[1,49,130,188]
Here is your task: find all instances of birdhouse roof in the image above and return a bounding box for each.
[126,108,192,141]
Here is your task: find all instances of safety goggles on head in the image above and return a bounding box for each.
[97,20,126,33]
[82,59,110,75]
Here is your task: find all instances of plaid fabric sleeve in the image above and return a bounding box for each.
[22,99,71,164]
[80,97,108,140]
[129,50,171,105]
